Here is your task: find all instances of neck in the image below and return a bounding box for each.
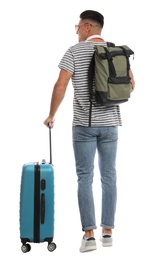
[85,34,104,42]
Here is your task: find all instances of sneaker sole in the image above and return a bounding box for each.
[102,242,112,247]
[80,246,97,252]
[100,236,113,247]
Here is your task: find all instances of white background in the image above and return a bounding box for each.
[0,0,154,259]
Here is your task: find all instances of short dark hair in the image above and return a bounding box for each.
[80,10,104,28]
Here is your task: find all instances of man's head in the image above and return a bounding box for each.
[80,10,104,29]
[75,10,104,42]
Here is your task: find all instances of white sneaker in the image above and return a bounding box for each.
[100,233,113,247]
[80,236,97,252]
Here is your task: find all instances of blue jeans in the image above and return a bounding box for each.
[72,126,118,231]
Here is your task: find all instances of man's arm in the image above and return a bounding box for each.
[129,69,135,93]
[44,69,72,127]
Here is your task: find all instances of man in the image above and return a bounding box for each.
[44,10,135,252]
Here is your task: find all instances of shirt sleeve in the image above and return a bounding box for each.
[58,47,74,74]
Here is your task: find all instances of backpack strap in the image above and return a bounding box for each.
[107,42,115,47]
[105,42,117,77]
[119,46,131,76]
[88,52,95,127]
[88,53,95,100]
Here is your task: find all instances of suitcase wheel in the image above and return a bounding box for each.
[47,242,56,252]
[21,243,31,253]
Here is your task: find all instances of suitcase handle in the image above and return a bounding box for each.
[48,123,52,164]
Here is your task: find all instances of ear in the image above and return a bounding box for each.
[86,23,91,32]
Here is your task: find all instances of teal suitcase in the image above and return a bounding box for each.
[19,126,56,253]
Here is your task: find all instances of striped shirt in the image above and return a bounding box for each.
[58,41,122,127]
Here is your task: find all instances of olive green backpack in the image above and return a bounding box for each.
[88,42,134,124]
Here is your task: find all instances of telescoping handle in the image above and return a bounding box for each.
[48,122,52,164]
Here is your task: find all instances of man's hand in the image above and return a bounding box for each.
[44,117,55,128]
